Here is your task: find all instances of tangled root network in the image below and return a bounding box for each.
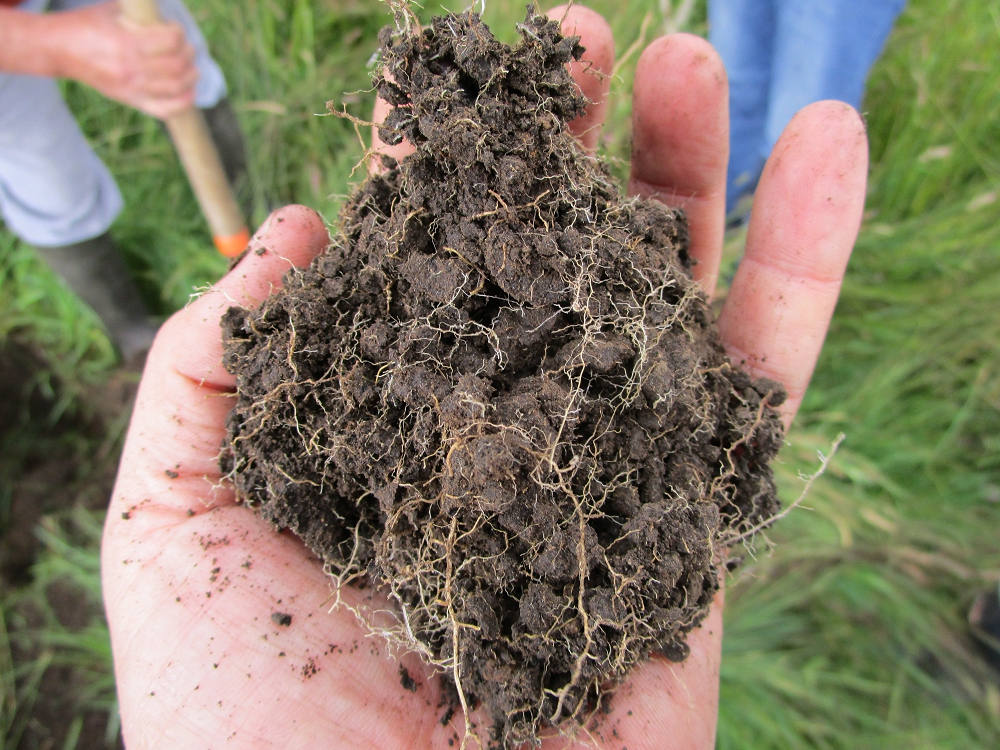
[222,7,785,747]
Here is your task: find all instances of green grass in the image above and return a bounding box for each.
[864,0,1000,220]
[1,0,998,747]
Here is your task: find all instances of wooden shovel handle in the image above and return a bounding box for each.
[118,0,250,257]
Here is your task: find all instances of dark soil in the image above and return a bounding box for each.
[222,7,785,747]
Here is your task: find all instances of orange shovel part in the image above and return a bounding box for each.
[119,0,249,258]
[214,228,252,258]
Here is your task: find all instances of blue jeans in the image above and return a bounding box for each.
[0,0,226,247]
[709,0,907,214]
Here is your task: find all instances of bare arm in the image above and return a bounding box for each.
[0,9,67,78]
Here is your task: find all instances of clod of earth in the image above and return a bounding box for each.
[221,6,785,747]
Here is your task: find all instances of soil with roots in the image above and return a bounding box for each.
[221,8,785,747]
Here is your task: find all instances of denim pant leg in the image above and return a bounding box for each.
[708,0,778,214]
[764,0,908,160]
[0,0,228,246]
[711,0,906,214]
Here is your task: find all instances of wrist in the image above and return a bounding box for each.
[0,10,67,78]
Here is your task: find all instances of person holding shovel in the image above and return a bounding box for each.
[0,0,246,361]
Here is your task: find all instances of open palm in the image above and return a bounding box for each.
[102,6,867,748]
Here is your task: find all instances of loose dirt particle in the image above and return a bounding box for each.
[301,658,318,678]
[222,7,784,747]
[400,665,418,692]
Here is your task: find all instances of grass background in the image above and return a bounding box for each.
[1,0,998,747]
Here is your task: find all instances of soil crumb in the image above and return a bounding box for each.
[222,6,785,747]
[400,665,418,692]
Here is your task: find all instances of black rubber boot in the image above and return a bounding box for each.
[969,587,1000,673]
[34,233,159,363]
[200,97,252,219]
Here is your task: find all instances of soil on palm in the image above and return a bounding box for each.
[221,7,785,747]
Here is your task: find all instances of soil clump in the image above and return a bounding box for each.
[222,7,785,747]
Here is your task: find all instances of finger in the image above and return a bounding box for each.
[138,59,199,97]
[716,101,868,429]
[629,34,728,297]
[548,4,615,152]
[110,206,330,517]
[133,21,189,57]
[371,91,415,171]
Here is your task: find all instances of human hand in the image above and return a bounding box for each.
[102,6,867,748]
[50,0,198,118]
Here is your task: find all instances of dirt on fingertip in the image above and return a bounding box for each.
[222,6,785,747]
